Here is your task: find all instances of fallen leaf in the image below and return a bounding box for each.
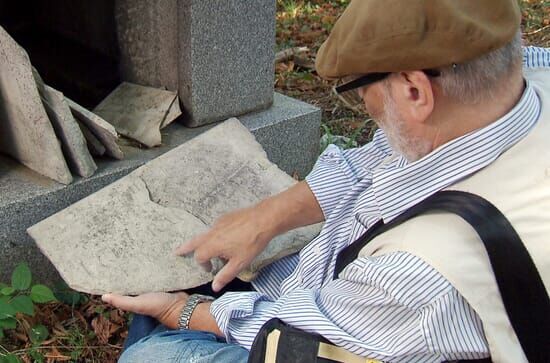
[91,315,112,344]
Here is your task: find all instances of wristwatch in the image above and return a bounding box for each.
[178,294,215,330]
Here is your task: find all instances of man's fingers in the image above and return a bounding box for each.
[174,234,219,272]
[102,294,144,314]
[174,234,205,256]
[212,260,246,292]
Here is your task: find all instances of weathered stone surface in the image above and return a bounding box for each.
[27,118,321,295]
[77,121,106,157]
[66,97,124,160]
[0,26,72,184]
[93,82,179,147]
[115,0,179,92]
[40,86,97,178]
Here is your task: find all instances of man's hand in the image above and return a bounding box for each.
[174,181,324,292]
[102,292,188,330]
[102,292,223,335]
[175,205,276,292]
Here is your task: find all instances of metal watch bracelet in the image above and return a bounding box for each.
[178,294,215,330]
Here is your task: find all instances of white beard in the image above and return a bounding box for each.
[377,89,432,162]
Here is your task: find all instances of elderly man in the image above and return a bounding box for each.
[103,0,550,362]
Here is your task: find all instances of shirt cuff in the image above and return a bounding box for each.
[210,291,268,341]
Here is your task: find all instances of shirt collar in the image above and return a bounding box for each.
[372,81,541,223]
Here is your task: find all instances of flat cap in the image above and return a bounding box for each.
[316,0,521,79]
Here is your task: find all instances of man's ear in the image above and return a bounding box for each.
[390,71,435,125]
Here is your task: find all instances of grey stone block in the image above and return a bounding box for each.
[114,0,275,128]
[242,93,321,179]
[0,93,319,284]
[178,0,275,127]
[115,0,179,91]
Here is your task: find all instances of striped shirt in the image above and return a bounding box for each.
[211,47,550,362]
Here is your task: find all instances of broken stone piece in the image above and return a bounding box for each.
[0,26,72,184]
[94,82,180,147]
[66,97,124,160]
[40,86,97,178]
[161,96,182,129]
[77,121,106,157]
[28,118,322,295]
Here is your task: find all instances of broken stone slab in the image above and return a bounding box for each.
[28,118,322,295]
[161,95,182,129]
[40,86,97,178]
[66,97,124,160]
[77,121,106,157]
[94,82,180,147]
[32,67,46,93]
[0,26,73,184]
[32,67,96,178]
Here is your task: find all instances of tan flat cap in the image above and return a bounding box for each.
[316,0,521,79]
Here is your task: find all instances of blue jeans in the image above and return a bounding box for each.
[119,314,249,363]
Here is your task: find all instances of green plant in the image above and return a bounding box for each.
[320,123,363,152]
[0,263,57,363]
[53,281,87,308]
[279,0,300,15]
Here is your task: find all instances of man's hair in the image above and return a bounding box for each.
[433,30,523,104]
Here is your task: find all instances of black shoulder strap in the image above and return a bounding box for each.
[334,190,550,363]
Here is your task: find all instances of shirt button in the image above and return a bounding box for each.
[297,275,303,284]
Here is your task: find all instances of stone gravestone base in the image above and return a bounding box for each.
[0,93,320,284]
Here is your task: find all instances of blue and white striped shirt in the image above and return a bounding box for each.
[211,47,550,362]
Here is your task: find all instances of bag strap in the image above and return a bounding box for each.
[248,318,385,363]
[334,190,550,363]
[248,318,490,363]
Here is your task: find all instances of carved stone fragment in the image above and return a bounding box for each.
[28,119,322,295]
